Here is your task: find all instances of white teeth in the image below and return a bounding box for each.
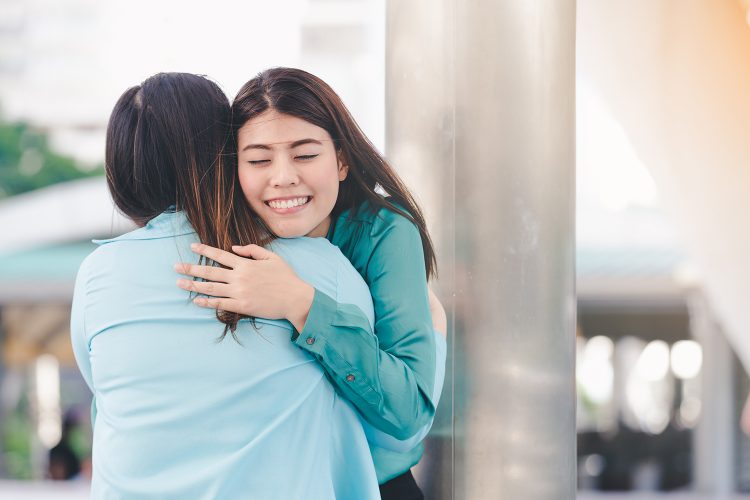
[269,197,309,209]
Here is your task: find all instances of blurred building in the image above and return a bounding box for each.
[0,0,105,165]
[573,1,750,497]
[0,0,384,165]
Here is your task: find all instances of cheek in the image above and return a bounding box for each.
[309,164,342,198]
[238,170,263,206]
[323,171,343,201]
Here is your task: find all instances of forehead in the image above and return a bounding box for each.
[236,110,331,147]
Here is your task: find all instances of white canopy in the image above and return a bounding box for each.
[0,177,133,252]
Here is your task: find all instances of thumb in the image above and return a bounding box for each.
[232,244,275,260]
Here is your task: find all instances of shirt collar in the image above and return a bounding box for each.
[94,210,195,245]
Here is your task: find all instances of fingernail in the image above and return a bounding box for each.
[191,243,199,250]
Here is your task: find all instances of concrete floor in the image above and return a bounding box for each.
[5,481,750,499]
[579,493,750,500]
[0,481,89,499]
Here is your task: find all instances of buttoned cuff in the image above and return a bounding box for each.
[292,288,380,406]
[292,288,334,354]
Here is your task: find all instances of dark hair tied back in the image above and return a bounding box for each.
[105,72,267,342]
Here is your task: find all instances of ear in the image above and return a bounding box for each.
[337,152,349,182]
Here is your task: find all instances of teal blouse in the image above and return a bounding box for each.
[295,201,444,483]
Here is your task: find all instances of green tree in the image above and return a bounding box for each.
[0,120,103,200]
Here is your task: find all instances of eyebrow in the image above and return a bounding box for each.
[241,138,324,152]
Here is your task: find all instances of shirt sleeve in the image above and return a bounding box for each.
[363,329,447,452]
[71,258,94,393]
[296,212,437,440]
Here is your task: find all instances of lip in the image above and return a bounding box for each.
[264,195,312,215]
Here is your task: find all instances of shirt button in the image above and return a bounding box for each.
[346,374,355,382]
[306,337,315,345]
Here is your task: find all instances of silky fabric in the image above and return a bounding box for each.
[297,200,443,483]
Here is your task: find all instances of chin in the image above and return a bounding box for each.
[272,225,310,239]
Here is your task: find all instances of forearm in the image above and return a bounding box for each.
[364,328,447,451]
[285,281,316,332]
[295,289,436,439]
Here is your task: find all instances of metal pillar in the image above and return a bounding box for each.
[689,292,735,495]
[386,1,577,498]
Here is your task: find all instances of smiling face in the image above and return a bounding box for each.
[236,109,348,238]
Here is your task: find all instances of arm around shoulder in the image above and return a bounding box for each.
[294,209,440,438]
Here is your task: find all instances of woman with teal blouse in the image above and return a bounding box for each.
[176,68,446,498]
[72,72,420,498]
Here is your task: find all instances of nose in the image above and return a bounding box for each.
[269,157,300,187]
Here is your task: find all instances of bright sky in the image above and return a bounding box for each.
[95,0,306,105]
[1,0,677,251]
[1,0,385,162]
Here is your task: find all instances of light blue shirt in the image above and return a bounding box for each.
[70,211,383,499]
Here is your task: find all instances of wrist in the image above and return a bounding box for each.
[287,281,315,332]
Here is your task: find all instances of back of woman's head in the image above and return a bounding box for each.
[232,67,437,278]
[106,72,230,226]
[106,72,266,339]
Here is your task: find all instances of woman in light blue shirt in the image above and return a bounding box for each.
[71,73,387,498]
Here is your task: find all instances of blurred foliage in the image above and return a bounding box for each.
[0,120,103,200]
[2,393,32,479]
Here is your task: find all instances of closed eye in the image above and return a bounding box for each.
[248,159,270,165]
[295,154,319,161]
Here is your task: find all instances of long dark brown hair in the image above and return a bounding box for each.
[105,72,267,340]
[231,67,437,279]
